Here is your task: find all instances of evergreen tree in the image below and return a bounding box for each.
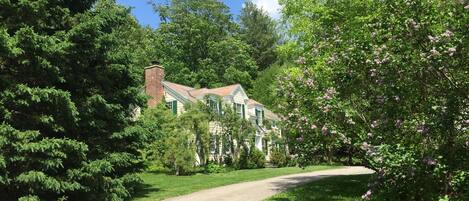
[239,1,280,71]
[0,0,149,200]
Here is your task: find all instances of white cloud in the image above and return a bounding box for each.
[252,0,281,19]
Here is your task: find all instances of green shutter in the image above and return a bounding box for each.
[242,104,245,119]
[262,110,265,124]
[172,101,177,115]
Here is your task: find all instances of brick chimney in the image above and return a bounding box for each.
[145,64,165,107]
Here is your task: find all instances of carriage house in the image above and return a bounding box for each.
[144,64,283,162]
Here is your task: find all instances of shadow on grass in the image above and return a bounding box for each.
[268,174,373,201]
[131,183,161,200]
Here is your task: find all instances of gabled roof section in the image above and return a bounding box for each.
[162,81,196,102]
[188,84,243,99]
[247,99,263,107]
[188,88,209,98]
[264,108,280,121]
[205,84,240,96]
[162,82,243,101]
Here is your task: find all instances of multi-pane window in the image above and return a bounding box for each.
[234,103,244,118]
[210,135,218,154]
[262,138,269,155]
[255,108,264,126]
[207,98,221,115]
[166,100,177,115]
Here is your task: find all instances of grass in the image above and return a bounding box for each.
[265,174,373,201]
[132,166,339,201]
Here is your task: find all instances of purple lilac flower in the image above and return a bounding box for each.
[441,30,454,38]
[296,136,304,142]
[423,156,436,166]
[326,87,336,96]
[448,47,456,56]
[371,120,379,128]
[322,125,329,135]
[376,96,385,104]
[428,35,439,43]
[323,94,332,100]
[430,47,441,56]
[310,124,317,130]
[327,53,338,64]
[323,87,336,100]
[362,142,370,150]
[417,124,428,134]
[305,78,315,87]
[297,56,306,65]
[395,119,403,128]
[362,190,372,201]
[408,19,420,30]
[334,25,341,33]
[374,58,384,65]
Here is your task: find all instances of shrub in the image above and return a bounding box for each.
[236,146,250,169]
[286,156,298,167]
[279,0,468,200]
[237,146,266,169]
[270,150,287,167]
[249,148,266,169]
[163,129,196,175]
[205,162,228,174]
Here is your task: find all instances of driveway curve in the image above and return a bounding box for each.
[164,166,374,201]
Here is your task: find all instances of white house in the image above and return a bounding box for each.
[144,64,282,161]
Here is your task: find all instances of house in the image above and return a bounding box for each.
[144,64,282,162]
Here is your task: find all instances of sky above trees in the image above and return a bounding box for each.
[116,0,281,28]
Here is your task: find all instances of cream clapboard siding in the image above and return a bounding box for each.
[164,90,186,115]
[232,88,248,119]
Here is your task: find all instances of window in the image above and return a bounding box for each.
[234,103,245,118]
[262,138,269,155]
[255,108,264,126]
[210,135,218,154]
[207,99,221,115]
[166,100,177,115]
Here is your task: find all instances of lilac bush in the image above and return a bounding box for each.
[278,0,468,200]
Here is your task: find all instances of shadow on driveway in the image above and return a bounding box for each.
[267,174,373,201]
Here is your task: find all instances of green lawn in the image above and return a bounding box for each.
[265,174,373,201]
[132,166,339,201]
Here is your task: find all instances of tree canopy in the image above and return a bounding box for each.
[153,0,252,88]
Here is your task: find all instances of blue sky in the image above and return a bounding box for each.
[116,0,280,29]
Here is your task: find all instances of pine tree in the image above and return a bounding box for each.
[0,1,149,200]
[239,1,279,71]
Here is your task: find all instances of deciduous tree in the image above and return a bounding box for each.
[278,0,468,200]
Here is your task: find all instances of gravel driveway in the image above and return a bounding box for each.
[164,166,374,201]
